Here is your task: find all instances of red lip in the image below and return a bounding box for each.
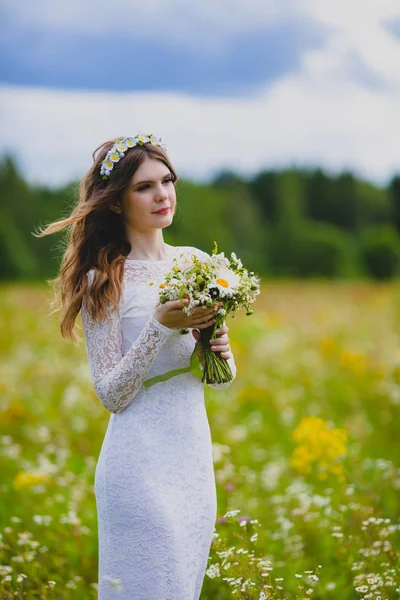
[154,207,170,214]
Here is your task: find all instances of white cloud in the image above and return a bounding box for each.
[0,69,398,188]
[1,1,399,186]
[302,0,400,87]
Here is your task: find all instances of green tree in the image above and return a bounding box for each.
[249,170,280,222]
[389,175,400,232]
[359,226,400,279]
[304,169,359,231]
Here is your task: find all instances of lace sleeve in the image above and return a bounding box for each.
[189,247,237,390]
[81,272,175,414]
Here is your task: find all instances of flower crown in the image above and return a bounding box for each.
[100,134,167,180]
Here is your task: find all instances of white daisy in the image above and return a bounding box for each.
[99,134,167,179]
[109,150,121,163]
[125,137,137,148]
[116,142,128,153]
[208,268,241,297]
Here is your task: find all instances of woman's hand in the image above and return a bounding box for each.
[192,324,232,360]
[153,299,223,330]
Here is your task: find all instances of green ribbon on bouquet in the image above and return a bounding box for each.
[143,342,204,390]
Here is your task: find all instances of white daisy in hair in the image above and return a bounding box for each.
[101,165,112,177]
[125,137,137,148]
[116,142,128,153]
[101,159,114,172]
[109,151,121,163]
[99,133,168,179]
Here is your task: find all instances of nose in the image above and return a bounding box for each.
[155,182,168,201]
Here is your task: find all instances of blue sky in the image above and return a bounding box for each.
[0,1,399,187]
[0,5,323,95]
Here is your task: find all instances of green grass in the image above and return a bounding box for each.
[0,281,399,599]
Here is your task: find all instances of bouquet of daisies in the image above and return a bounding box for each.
[143,242,261,389]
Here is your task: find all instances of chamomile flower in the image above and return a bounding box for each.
[100,134,167,179]
[209,268,241,297]
[109,151,121,163]
[115,142,128,153]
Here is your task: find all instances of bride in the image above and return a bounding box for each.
[37,133,236,599]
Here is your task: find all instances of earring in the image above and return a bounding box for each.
[110,206,121,214]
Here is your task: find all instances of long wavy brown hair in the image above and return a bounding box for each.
[34,137,178,343]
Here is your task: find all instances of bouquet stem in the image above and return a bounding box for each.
[196,322,234,385]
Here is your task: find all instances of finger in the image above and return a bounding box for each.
[210,333,229,343]
[192,305,218,317]
[211,344,230,353]
[194,301,223,311]
[196,318,217,329]
[168,299,190,310]
[190,307,221,325]
[191,312,218,325]
[192,304,221,317]
[216,325,229,335]
[220,351,232,360]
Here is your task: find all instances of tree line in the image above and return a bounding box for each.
[1,153,400,280]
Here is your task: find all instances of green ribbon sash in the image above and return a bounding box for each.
[143,342,204,390]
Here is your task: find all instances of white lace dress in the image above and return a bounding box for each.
[81,245,236,600]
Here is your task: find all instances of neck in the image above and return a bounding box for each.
[125,231,171,261]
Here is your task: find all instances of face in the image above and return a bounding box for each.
[120,156,176,233]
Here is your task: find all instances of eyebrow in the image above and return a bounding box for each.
[133,173,172,187]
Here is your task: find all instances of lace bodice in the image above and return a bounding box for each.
[81,246,236,414]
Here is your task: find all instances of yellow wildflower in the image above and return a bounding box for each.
[13,472,52,490]
[319,336,336,358]
[290,416,348,482]
[2,401,28,419]
[339,349,368,375]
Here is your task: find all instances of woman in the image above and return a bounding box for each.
[37,134,236,599]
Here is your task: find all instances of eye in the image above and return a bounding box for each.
[163,176,173,184]
[138,184,149,191]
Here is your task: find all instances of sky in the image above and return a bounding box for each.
[0,0,399,188]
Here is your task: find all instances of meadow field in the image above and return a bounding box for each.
[0,281,399,599]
